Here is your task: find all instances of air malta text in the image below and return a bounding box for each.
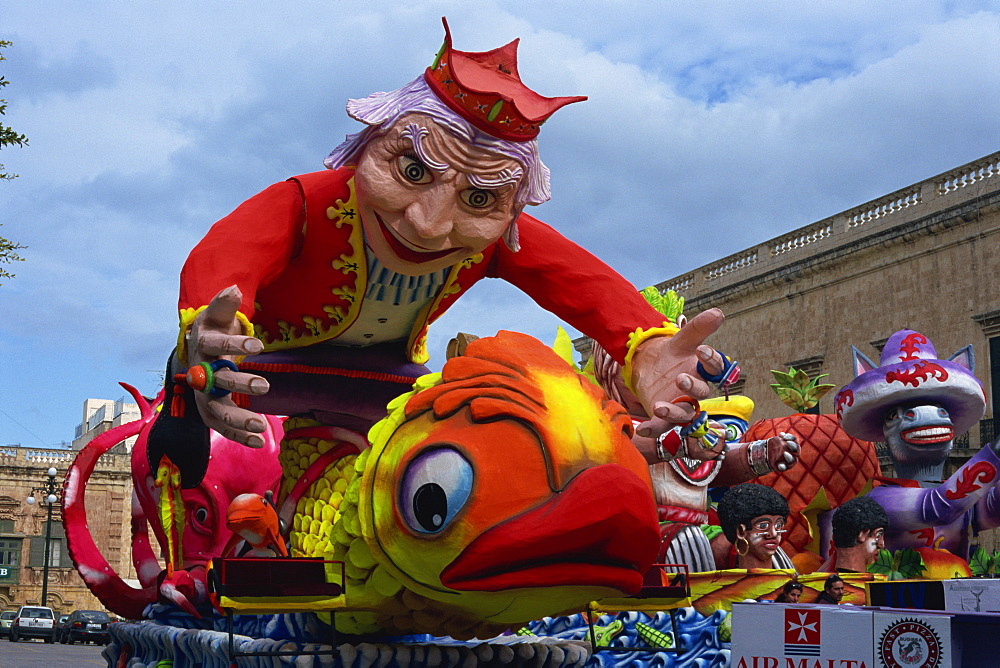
[736,659,868,668]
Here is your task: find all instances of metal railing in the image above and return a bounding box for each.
[981,418,997,448]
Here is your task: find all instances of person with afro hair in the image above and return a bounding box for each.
[715,483,793,570]
[825,496,889,573]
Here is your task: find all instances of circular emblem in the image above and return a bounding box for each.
[878,618,942,667]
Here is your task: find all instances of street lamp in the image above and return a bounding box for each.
[26,467,61,608]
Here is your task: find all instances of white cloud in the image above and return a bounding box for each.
[1,0,997,446]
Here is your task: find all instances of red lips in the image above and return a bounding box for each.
[901,425,954,445]
[439,464,659,594]
[374,212,460,264]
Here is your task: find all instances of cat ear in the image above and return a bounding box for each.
[947,344,975,372]
[851,346,877,377]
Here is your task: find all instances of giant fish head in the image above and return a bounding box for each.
[132,408,284,568]
[359,331,659,624]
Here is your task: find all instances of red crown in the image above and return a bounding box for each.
[424,18,587,142]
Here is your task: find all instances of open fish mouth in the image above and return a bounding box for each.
[901,425,954,445]
[439,464,658,595]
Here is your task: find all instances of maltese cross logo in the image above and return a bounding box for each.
[784,608,821,649]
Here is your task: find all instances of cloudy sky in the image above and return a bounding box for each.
[2,1,998,449]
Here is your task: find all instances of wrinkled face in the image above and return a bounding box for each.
[827,580,846,601]
[354,113,523,275]
[738,514,786,561]
[857,527,886,564]
[786,588,802,603]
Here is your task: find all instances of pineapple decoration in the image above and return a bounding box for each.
[743,367,881,559]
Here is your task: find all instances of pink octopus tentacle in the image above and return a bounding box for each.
[131,489,160,588]
[64,383,159,620]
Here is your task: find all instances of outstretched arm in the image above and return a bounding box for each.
[713,434,800,486]
[176,179,309,445]
[871,446,1000,529]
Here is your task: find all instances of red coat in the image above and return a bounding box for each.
[179,168,664,365]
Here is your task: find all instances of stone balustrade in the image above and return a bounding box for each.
[654,151,1000,301]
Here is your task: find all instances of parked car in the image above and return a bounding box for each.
[0,610,16,635]
[9,605,55,643]
[62,609,112,645]
[54,614,71,643]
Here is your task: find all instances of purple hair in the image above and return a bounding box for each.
[324,76,551,207]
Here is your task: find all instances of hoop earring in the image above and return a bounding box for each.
[736,537,750,556]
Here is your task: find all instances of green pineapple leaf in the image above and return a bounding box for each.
[639,286,685,325]
[769,367,836,413]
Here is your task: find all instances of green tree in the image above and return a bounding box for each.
[0,39,27,281]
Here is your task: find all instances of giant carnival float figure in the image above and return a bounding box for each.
[589,287,800,573]
[836,328,997,558]
[139,19,735,636]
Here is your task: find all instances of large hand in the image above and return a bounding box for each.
[632,308,726,437]
[185,286,270,447]
[767,433,800,473]
[683,420,728,462]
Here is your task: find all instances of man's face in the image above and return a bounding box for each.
[354,113,523,275]
[858,527,886,564]
[827,580,846,602]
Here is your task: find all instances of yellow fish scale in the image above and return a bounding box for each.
[280,413,544,638]
[290,453,355,557]
[279,417,359,558]
[310,448,518,639]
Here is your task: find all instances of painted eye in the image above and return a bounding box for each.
[724,422,746,442]
[461,188,496,209]
[399,448,473,534]
[398,155,432,184]
[189,506,211,534]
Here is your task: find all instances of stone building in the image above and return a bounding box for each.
[71,396,142,454]
[0,445,135,615]
[576,151,999,535]
[581,151,998,443]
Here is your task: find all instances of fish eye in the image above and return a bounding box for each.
[399,447,473,534]
[398,154,432,184]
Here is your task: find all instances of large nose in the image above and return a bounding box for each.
[403,184,457,241]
